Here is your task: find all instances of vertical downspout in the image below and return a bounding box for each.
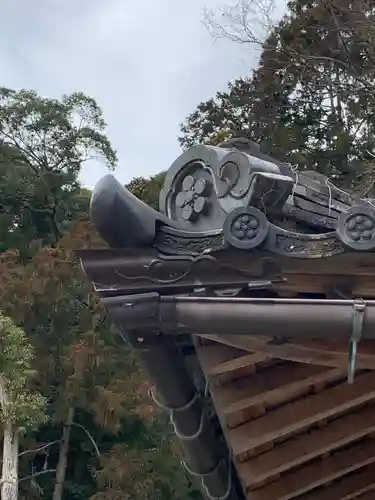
[123,330,243,500]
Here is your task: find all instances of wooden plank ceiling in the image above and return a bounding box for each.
[195,336,375,500]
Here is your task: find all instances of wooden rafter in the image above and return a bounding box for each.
[199,334,375,370]
[195,338,375,500]
[238,404,375,489]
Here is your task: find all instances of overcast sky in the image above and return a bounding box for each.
[1,0,261,188]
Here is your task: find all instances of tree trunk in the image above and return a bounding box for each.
[1,423,19,500]
[52,407,75,500]
[0,374,19,500]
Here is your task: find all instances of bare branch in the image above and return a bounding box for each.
[203,0,276,46]
[72,422,100,457]
[18,440,60,457]
[202,0,375,99]
[19,469,56,483]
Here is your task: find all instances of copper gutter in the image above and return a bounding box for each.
[160,297,372,340]
[158,296,371,382]
[102,294,373,385]
[103,294,374,340]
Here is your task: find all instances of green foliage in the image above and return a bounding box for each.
[1,221,198,499]
[0,86,200,500]
[0,88,117,171]
[0,314,34,385]
[181,0,375,191]
[0,88,116,251]
[126,172,166,210]
[0,313,47,431]
[91,417,198,500]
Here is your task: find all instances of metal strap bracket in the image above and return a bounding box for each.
[348,298,366,384]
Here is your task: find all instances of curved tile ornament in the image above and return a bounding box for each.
[337,205,375,251]
[86,143,375,259]
[175,173,210,221]
[159,144,294,231]
[223,207,270,250]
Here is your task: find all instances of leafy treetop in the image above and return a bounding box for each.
[0,313,47,431]
[0,89,117,249]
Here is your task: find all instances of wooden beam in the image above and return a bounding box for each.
[223,367,345,428]
[294,465,375,500]
[207,352,270,378]
[195,343,248,372]
[229,371,375,460]
[249,437,375,500]
[238,403,375,490]
[197,344,343,427]
[347,487,375,500]
[299,338,375,354]
[211,362,328,409]
[200,334,375,370]
[196,342,272,386]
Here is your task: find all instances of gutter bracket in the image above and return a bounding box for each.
[348,298,366,384]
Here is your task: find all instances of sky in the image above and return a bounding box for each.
[0,0,262,188]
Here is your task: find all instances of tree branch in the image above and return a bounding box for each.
[19,469,56,483]
[72,422,100,457]
[18,440,60,457]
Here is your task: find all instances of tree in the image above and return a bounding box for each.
[204,0,375,105]
[0,88,117,252]
[0,86,199,500]
[0,313,47,500]
[179,78,256,148]
[92,418,198,500]
[181,0,375,189]
[0,223,144,499]
[0,224,198,500]
[126,172,166,210]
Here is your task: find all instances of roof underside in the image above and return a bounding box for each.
[189,253,375,500]
[194,335,375,500]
